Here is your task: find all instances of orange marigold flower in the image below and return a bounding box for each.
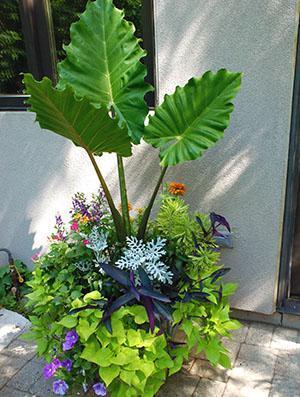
[168,182,186,196]
[81,216,90,224]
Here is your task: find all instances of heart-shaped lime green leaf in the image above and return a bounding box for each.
[144,69,242,166]
[24,74,132,157]
[58,0,152,144]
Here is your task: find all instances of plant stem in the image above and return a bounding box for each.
[137,166,168,240]
[85,149,126,242]
[117,154,131,236]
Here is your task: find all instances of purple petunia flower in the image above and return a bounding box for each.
[43,363,56,379]
[61,359,72,372]
[62,329,79,351]
[43,358,62,379]
[52,358,62,369]
[53,379,69,395]
[93,382,107,396]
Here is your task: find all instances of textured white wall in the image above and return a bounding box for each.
[0,112,160,267]
[154,0,299,313]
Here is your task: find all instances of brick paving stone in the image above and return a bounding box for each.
[193,378,226,397]
[269,377,300,397]
[156,372,199,397]
[222,339,241,363]
[230,344,276,383]
[230,322,249,343]
[245,322,274,347]
[0,310,31,352]
[271,326,300,351]
[2,339,36,361]
[0,386,35,397]
[7,358,43,392]
[0,353,29,389]
[29,375,55,397]
[223,378,271,397]
[274,351,300,376]
[189,359,230,382]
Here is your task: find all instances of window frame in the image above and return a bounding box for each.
[277,22,300,314]
[0,0,156,111]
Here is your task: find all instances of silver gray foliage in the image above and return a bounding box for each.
[116,236,173,284]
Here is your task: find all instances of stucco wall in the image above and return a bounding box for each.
[0,0,298,315]
[0,112,160,267]
[154,0,299,313]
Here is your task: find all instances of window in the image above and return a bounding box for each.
[278,23,300,313]
[0,1,27,94]
[0,0,155,110]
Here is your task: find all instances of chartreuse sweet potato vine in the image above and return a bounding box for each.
[23,0,242,396]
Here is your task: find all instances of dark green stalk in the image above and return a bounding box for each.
[85,149,126,242]
[117,154,131,236]
[137,166,168,240]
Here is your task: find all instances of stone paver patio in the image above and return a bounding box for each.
[1,309,300,396]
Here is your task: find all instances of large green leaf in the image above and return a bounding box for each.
[24,74,132,157]
[58,0,152,144]
[144,69,242,166]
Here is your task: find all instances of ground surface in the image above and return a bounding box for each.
[0,309,300,397]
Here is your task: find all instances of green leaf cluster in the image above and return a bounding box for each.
[172,286,240,369]
[59,301,170,397]
[24,241,102,360]
[156,195,214,256]
[0,260,31,315]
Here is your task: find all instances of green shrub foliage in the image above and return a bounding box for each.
[25,190,240,396]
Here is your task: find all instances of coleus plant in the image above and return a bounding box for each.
[23,0,242,244]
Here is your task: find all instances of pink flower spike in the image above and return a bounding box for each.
[70,222,79,232]
[83,239,89,246]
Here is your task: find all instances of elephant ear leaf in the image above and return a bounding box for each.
[58,0,152,144]
[24,74,132,157]
[144,69,242,166]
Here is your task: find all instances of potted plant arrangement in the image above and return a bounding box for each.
[23,0,242,395]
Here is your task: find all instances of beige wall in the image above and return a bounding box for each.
[154,0,299,313]
[0,112,161,267]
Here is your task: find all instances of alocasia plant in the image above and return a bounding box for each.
[23,0,242,243]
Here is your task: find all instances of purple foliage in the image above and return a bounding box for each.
[210,212,231,237]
